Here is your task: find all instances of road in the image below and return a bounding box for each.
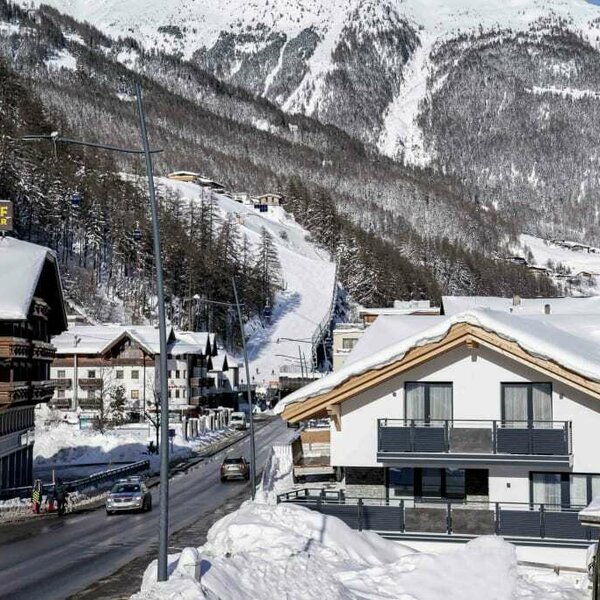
[0,417,292,600]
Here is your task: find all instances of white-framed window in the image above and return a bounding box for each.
[57,370,66,378]
[342,338,357,350]
[116,370,124,379]
[131,390,140,400]
[131,370,139,380]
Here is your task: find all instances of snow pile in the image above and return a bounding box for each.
[134,502,587,600]
[33,420,231,468]
[255,442,296,503]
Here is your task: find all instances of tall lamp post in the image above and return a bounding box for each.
[192,284,257,500]
[22,82,172,582]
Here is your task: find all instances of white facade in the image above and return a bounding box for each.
[332,324,365,371]
[329,343,600,506]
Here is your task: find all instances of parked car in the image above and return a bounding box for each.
[229,412,248,430]
[105,478,152,515]
[220,457,250,482]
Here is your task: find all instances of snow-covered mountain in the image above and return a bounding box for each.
[24,0,600,163]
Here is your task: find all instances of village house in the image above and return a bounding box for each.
[333,300,440,371]
[278,300,600,551]
[49,325,235,424]
[0,237,67,489]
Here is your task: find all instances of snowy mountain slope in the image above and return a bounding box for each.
[157,178,337,386]
[24,0,600,156]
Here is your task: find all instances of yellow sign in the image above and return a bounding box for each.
[0,201,13,232]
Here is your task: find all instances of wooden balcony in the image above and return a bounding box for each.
[50,398,71,409]
[32,380,56,403]
[0,382,30,405]
[0,337,30,360]
[52,378,72,390]
[190,377,215,388]
[79,398,101,410]
[32,341,56,361]
[78,378,103,389]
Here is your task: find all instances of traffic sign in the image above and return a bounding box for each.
[0,201,13,232]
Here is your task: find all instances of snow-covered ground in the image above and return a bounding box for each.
[133,501,589,600]
[522,235,600,275]
[34,418,230,471]
[157,179,337,386]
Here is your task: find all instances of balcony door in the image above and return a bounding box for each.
[501,383,552,427]
[405,382,452,425]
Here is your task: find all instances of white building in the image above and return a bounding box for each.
[332,300,439,371]
[278,307,600,546]
[50,325,222,421]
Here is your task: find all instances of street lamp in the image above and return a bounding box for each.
[22,82,171,582]
[191,283,257,500]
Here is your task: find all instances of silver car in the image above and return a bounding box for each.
[106,479,152,515]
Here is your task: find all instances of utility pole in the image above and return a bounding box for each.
[232,277,256,500]
[22,82,170,582]
[135,83,170,581]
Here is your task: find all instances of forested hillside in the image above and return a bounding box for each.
[0,1,555,338]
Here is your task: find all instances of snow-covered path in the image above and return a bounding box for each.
[157,179,337,386]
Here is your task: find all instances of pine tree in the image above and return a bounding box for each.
[255,227,282,310]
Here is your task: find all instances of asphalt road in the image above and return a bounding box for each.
[0,417,292,600]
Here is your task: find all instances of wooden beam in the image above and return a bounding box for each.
[327,404,341,431]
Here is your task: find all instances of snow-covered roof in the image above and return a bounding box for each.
[0,236,67,330]
[276,309,600,414]
[442,295,600,316]
[53,324,175,356]
[345,315,446,368]
[360,306,440,317]
[169,331,211,356]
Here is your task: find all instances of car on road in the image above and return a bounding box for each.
[220,457,250,482]
[105,478,152,515]
[229,412,248,430]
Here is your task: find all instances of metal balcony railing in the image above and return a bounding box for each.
[378,419,572,457]
[277,489,595,543]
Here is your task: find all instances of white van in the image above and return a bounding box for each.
[230,412,248,430]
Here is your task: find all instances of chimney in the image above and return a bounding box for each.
[544,304,551,315]
[512,295,521,307]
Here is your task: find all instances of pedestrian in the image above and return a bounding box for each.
[54,478,67,517]
[31,479,43,514]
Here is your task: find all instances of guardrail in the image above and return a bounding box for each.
[277,489,596,542]
[311,264,338,369]
[0,459,150,501]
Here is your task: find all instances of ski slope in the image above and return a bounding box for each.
[157,178,337,387]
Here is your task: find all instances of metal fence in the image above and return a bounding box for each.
[277,488,597,542]
[0,459,150,500]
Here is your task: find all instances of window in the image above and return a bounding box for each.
[183,370,187,379]
[175,389,180,398]
[87,370,96,378]
[389,468,414,497]
[131,390,139,400]
[502,383,552,426]
[57,370,65,378]
[116,370,124,379]
[405,383,452,424]
[531,472,600,507]
[57,389,65,398]
[131,370,139,380]
[176,370,180,379]
[342,338,357,350]
[531,473,561,507]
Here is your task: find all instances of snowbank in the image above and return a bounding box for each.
[34,421,231,469]
[134,502,587,600]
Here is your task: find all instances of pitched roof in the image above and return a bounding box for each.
[277,309,600,420]
[442,295,600,315]
[53,324,175,356]
[0,237,67,331]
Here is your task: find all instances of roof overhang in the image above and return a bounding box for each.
[282,322,600,424]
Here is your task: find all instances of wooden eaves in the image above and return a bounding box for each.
[282,322,600,427]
